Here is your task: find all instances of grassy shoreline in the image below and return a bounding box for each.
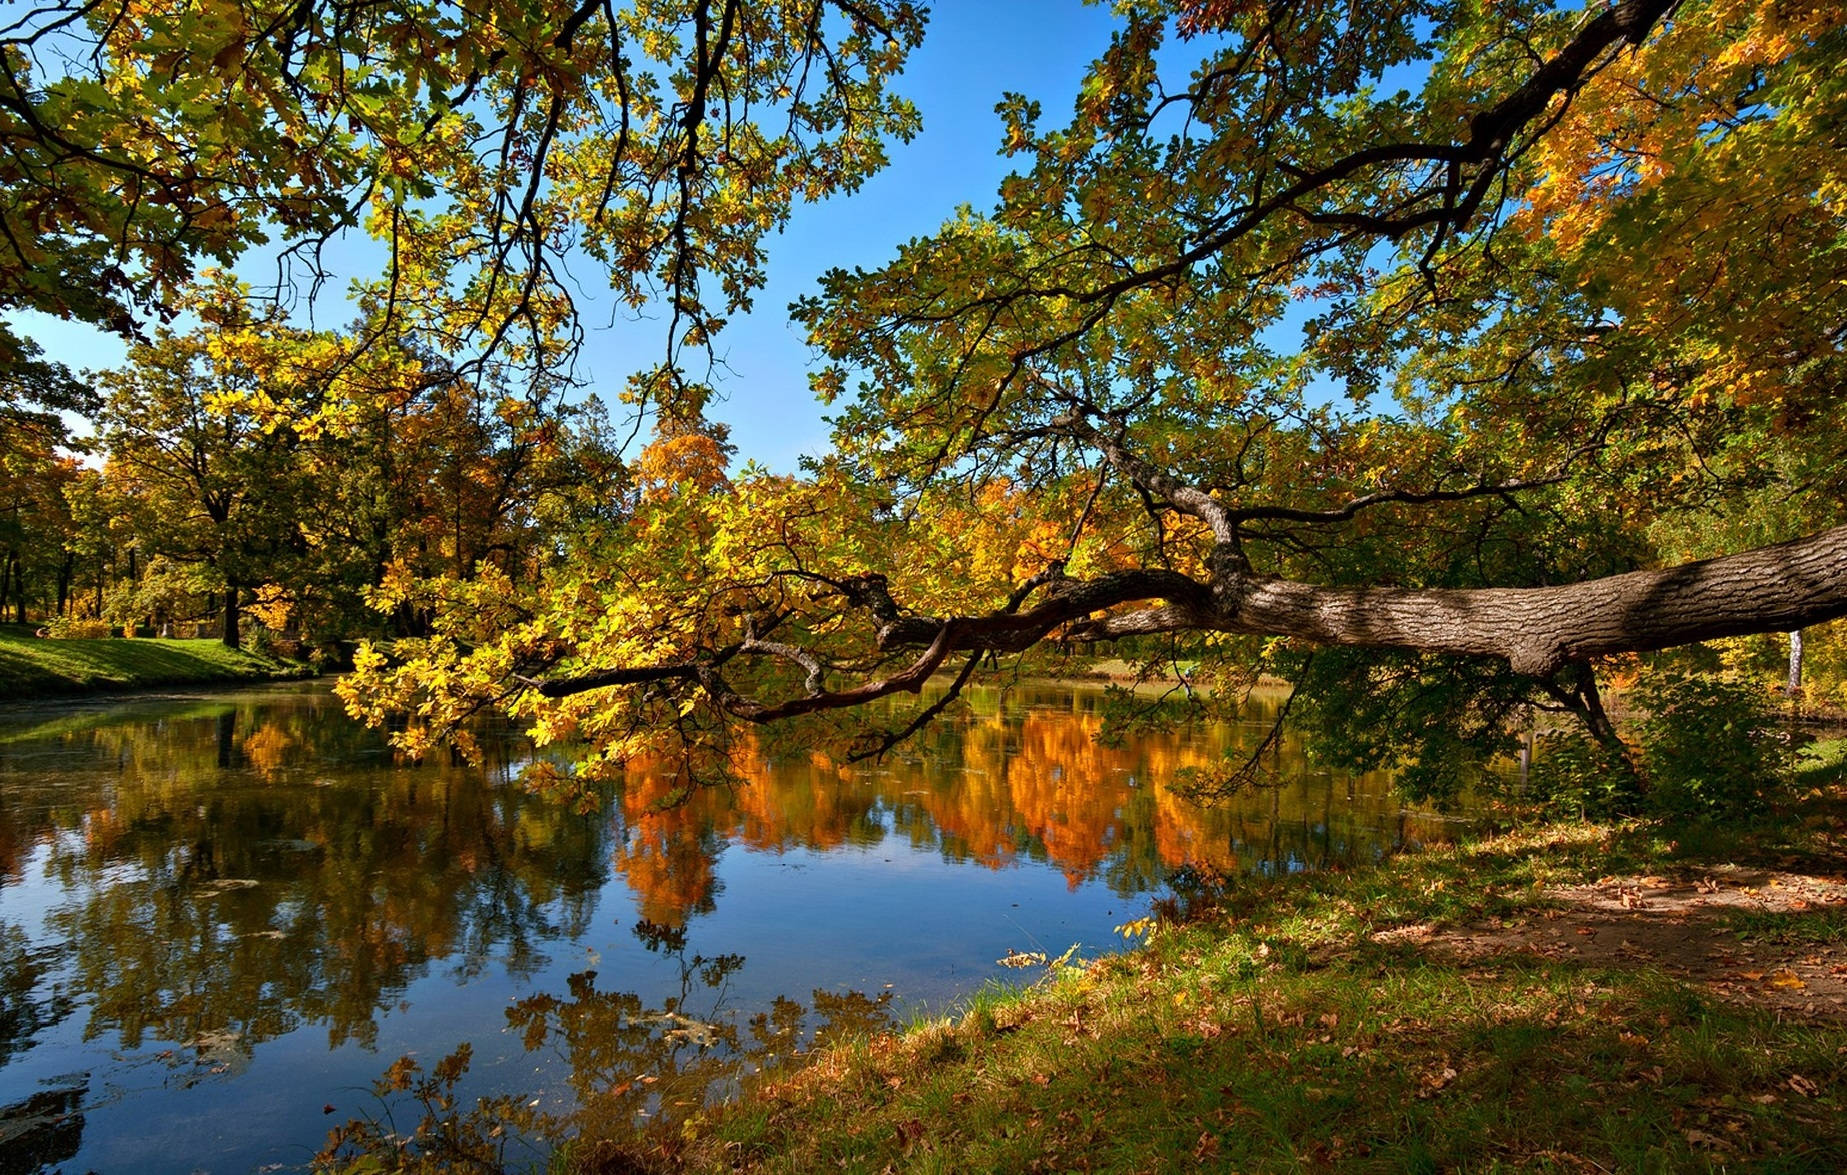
[0,624,315,700]
[559,753,1847,1174]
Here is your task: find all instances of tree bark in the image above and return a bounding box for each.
[222,580,241,650]
[1066,525,1847,677]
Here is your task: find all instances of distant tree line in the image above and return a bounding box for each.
[2,289,627,654]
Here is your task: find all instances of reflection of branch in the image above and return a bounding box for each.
[1217,666,1307,795]
[848,649,981,763]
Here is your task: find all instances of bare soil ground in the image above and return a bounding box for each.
[1374,865,1847,1020]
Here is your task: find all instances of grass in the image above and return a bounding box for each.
[0,623,313,699]
[618,807,1847,1173]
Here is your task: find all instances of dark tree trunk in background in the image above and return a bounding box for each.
[222,581,241,650]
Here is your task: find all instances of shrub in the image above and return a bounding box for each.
[40,616,113,640]
[1527,728,1642,819]
[1633,672,1792,822]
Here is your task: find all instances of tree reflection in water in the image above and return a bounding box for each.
[320,917,894,1172]
[0,682,1464,1173]
[605,684,1461,930]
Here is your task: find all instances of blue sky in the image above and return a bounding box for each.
[13,1,1125,470]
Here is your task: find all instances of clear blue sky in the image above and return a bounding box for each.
[12,1,1124,470]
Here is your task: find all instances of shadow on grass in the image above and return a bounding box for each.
[0,630,307,698]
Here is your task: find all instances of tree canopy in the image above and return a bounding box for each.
[3,0,1844,790]
[2,0,922,393]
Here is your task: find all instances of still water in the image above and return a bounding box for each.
[0,681,1464,1173]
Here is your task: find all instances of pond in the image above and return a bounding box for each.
[0,680,1468,1173]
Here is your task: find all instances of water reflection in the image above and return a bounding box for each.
[320,915,899,1174]
[609,684,1457,928]
[510,919,894,1133]
[0,681,1461,1173]
[3,693,605,1066]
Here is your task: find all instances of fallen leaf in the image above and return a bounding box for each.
[1788,1074,1820,1097]
[1417,1066,1458,1097]
[1769,970,1807,991]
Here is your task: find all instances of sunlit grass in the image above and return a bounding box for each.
[0,624,310,698]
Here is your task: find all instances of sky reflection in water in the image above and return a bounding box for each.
[0,681,1463,1173]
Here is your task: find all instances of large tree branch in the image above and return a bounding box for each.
[1065,524,1847,676]
[524,525,1847,724]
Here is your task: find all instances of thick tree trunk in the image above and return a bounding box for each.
[222,581,241,650]
[1070,525,1847,677]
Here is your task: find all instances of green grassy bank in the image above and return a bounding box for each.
[0,624,315,699]
[573,752,1847,1174]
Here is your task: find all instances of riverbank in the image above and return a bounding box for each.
[584,746,1847,1173]
[0,625,315,699]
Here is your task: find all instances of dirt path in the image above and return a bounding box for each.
[1374,865,1847,1020]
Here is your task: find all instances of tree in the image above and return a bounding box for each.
[96,293,313,646]
[283,325,628,642]
[6,0,1841,778]
[0,0,923,399]
[0,332,95,621]
[336,0,1846,785]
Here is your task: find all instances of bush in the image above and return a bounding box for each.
[1633,672,1792,822]
[1528,728,1642,819]
[40,615,112,639]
